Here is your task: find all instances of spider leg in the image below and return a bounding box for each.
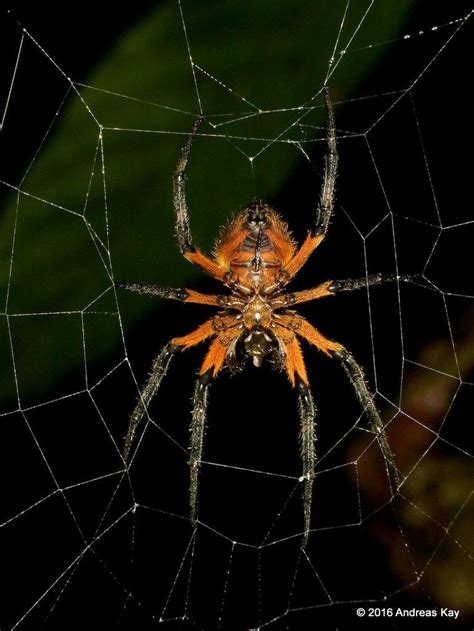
[315,86,338,237]
[278,273,419,307]
[278,313,344,357]
[173,119,226,281]
[272,323,316,545]
[124,318,217,462]
[327,273,420,295]
[190,373,211,525]
[173,118,201,253]
[123,342,178,462]
[188,325,242,524]
[283,87,338,281]
[172,318,216,349]
[333,349,401,489]
[116,282,225,306]
[296,379,317,547]
[279,314,400,485]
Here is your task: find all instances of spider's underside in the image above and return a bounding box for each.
[118,88,411,545]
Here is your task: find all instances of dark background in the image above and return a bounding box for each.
[1,2,473,629]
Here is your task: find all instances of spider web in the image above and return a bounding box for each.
[1,2,473,628]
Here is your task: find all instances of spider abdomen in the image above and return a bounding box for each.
[214,204,296,289]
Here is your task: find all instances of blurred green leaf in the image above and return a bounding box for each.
[0,0,413,404]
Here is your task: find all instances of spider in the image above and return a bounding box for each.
[118,88,410,545]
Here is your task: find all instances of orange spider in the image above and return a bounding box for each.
[118,89,408,545]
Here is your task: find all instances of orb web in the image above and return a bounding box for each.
[1,2,473,628]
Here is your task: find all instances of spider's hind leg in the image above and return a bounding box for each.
[123,342,179,462]
[296,378,317,547]
[282,87,338,281]
[189,372,211,525]
[333,349,401,489]
[186,323,242,526]
[173,119,226,281]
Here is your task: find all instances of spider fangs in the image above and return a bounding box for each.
[118,88,412,545]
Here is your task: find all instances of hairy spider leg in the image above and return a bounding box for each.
[279,313,344,358]
[188,335,242,526]
[316,86,338,236]
[173,119,200,251]
[269,273,419,310]
[190,377,210,525]
[270,322,316,542]
[334,349,401,489]
[285,273,418,307]
[272,324,309,386]
[123,320,216,463]
[285,313,400,489]
[118,273,418,311]
[116,282,225,306]
[172,117,227,282]
[281,87,338,283]
[266,310,401,543]
[173,317,242,524]
[123,342,176,462]
[286,316,399,502]
[297,383,317,546]
[171,318,216,349]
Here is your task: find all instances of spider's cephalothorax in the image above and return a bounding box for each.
[118,88,411,545]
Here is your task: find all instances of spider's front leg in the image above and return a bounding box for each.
[315,86,338,237]
[173,119,227,282]
[281,87,338,283]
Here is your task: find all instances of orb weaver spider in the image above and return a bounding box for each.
[119,88,411,545]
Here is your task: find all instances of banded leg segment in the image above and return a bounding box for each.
[124,342,177,462]
[297,381,317,546]
[334,349,401,488]
[189,376,210,525]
